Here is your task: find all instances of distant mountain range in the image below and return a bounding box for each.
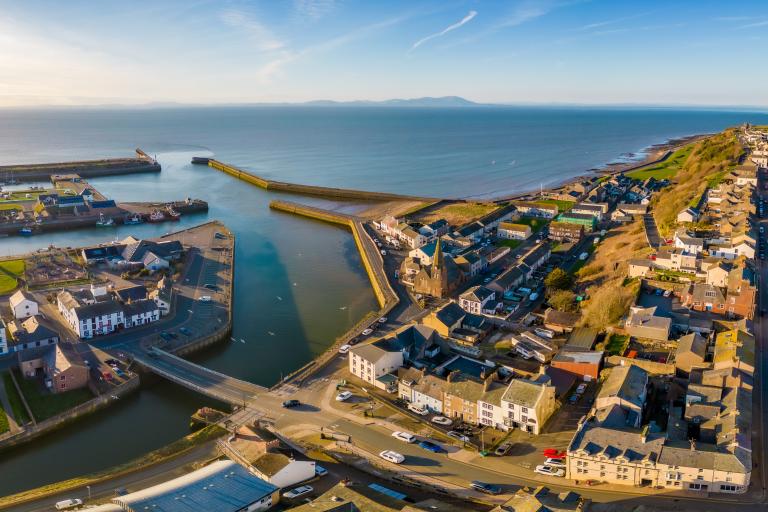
[300,96,480,107]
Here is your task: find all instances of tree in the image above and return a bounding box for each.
[548,289,577,312]
[544,268,573,291]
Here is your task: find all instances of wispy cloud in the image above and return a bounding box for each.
[256,15,408,82]
[293,0,337,21]
[219,8,285,52]
[740,19,768,28]
[577,11,655,32]
[410,10,477,51]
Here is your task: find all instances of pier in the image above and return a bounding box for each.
[206,158,438,203]
[0,148,160,183]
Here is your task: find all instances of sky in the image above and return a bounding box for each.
[0,0,767,107]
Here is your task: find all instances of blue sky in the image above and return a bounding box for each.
[0,0,766,107]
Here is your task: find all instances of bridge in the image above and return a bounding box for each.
[132,349,267,406]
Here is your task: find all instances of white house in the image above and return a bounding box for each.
[458,286,496,315]
[500,378,557,434]
[409,241,440,266]
[122,300,161,328]
[348,339,404,387]
[149,278,172,315]
[677,208,699,223]
[250,452,316,489]
[9,290,38,320]
[674,231,705,255]
[708,241,755,260]
[0,319,8,355]
[497,222,532,240]
[142,252,170,272]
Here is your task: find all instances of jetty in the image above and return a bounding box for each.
[204,158,438,203]
[0,148,160,183]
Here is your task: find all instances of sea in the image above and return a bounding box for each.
[0,105,766,496]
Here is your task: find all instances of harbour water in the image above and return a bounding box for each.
[0,106,767,496]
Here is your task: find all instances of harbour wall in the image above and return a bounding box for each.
[0,148,161,182]
[208,159,436,202]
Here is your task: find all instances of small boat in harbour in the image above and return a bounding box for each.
[166,207,181,221]
[96,213,115,227]
[124,214,143,225]
[18,227,33,236]
[148,210,165,223]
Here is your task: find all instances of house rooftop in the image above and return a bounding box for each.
[597,364,648,409]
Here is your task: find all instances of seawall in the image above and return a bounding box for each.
[0,148,161,182]
[208,159,436,202]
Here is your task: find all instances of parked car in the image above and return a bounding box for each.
[431,416,452,426]
[379,450,406,464]
[392,431,417,443]
[470,481,502,495]
[568,394,580,405]
[535,465,565,477]
[198,295,212,302]
[179,327,192,336]
[159,332,173,341]
[545,457,567,468]
[204,283,218,290]
[663,289,671,297]
[576,383,588,394]
[495,442,512,456]
[55,499,83,510]
[336,391,353,402]
[283,485,314,499]
[447,431,471,443]
[361,328,373,336]
[338,344,351,354]
[315,465,329,477]
[407,403,429,415]
[282,399,301,408]
[418,440,444,453]
[377,317,387,323]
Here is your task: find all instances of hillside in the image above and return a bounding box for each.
[652,129,744,236]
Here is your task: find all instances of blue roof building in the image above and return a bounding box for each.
[113,459,279,512]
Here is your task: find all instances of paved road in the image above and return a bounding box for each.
[643,212,663,248]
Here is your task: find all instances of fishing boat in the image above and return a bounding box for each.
[96,213,115,227]
[18,227,33,236]
[166,207,181,221]
[124,214,143,225]
[148,210,165,223]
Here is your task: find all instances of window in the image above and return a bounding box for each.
[521,407,528,413]
[721,485,737,492]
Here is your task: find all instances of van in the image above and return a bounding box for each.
[55,499,83,510]
[529,292,539,301]
[534,327,555,339]
[579,252,589,260]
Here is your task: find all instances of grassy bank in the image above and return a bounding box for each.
[651,130,743,236]
[536,199,575,212]
[0,259,24,294]
[1,372,30,425]
[0,409,9,434]
[626,144,694,181]
[12,369,93,421]
[413,201,498,226]
[0,425,226,509]
[575,220,648,327]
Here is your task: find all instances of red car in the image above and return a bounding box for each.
[542,449,566,459]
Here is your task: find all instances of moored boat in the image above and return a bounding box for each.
[96,213,115,227]
[148,210,165,222]
[19,227,33,236]
[166,207,181,221]
[124,214,143,225]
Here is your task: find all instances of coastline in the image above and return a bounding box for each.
[475,132,709,203]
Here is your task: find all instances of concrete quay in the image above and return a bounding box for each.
[206,158,438,203]
[0,148,160,183]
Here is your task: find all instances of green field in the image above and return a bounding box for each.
[603,334,629,356]
[0,259,24,294]
[536,199,575,212]
[1,372,30,424]
[13,369,93,421]
[626,145,694,181]
[516,216,547,232]
[496,239,522,249]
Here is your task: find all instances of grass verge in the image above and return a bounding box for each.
[0,408,9,434]
[12,369,93,421]
[1,372,30,425]
[625,144,694,181]
[536,199,575,212]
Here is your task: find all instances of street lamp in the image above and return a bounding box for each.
[86,485,91,501]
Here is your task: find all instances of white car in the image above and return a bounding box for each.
[361,328,373,336]
[55,499,83,511]
[576,383,588,394]
[377,317,387,323]
[407,403,429,415]
[338,344,351,354]
[545,457,567,468]
[198,295,212,302]
[447,431,471,443]
[336,391,353,402]
[431,415,453,426]
[535,464,565,477]
[391,431,417,443]
[379,450,405,464]
[283,485,314,499]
